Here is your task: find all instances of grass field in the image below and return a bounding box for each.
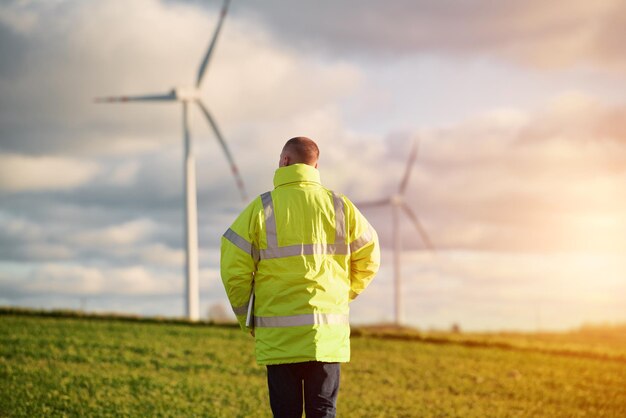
[1,310,625,417]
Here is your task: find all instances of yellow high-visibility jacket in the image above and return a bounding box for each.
[220,163,380,365]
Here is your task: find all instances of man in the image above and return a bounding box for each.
[220,137,380,418]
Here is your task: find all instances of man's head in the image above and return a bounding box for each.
[279,137,320,168]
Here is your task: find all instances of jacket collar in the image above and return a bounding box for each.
[273,163,321,188]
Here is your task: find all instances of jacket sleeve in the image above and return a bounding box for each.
[345,198,380,302]
[220,198,261,331]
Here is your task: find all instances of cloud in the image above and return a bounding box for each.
[23,263,179,296]
[0,153,100,192]
[0,2,38,35]
[238,0,626,71]
[0,0,363,158]
[0,0,368,261]
[70,218,156,247]
[355,92,626,253]
[348,249,626,330]
[140,243,184,268]
[105,160,141,187]
[517,93,626,144]
[1,0,625,329]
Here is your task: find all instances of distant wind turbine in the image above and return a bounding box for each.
[95,0,245,321]
[357,138,435,326]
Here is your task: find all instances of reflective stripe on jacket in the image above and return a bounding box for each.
[220,163,380,365]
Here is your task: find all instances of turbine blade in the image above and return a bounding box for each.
[196,100,247,201]
[355,198,392,209]
[398,138,419,194]
[196,0,231,88]
[183,101,190,148]
[94,91,176,103]
[400,202,435,251]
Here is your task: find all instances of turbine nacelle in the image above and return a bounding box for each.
[172,87,201,102]
[390,195,404,206]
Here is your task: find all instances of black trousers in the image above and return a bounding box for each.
[266,361,340,418]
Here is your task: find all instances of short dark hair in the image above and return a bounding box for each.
[283,137,319,165]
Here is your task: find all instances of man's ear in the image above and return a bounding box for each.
[314,162,318,169]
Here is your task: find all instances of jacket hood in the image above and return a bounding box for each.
[273,164,321,188]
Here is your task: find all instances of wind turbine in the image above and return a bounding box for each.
[357,138,435,326]
[95,0,245,321]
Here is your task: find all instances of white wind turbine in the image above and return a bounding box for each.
[96,0,245,321]
[358,138,435,326]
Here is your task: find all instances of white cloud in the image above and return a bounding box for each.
[352,249,626,330]
[390,92,626,252]
[1,1,625,330]
[0,1,38,34]
[26,263,179,296]
[0,153,100,192]
[70,218,156,247]
[106,160,140,186]
[139,243,184,268]
[25,243,74,260]
[241,0,626,72]
[0,213,42,240]
[0,0,364,159]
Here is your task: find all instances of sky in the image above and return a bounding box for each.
[1,0,625,331]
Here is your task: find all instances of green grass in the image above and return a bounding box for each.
[353,324,626,363]
[1,312,625,417]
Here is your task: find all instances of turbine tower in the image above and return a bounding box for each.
[95,0,245,321]
[358,138,435,326]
